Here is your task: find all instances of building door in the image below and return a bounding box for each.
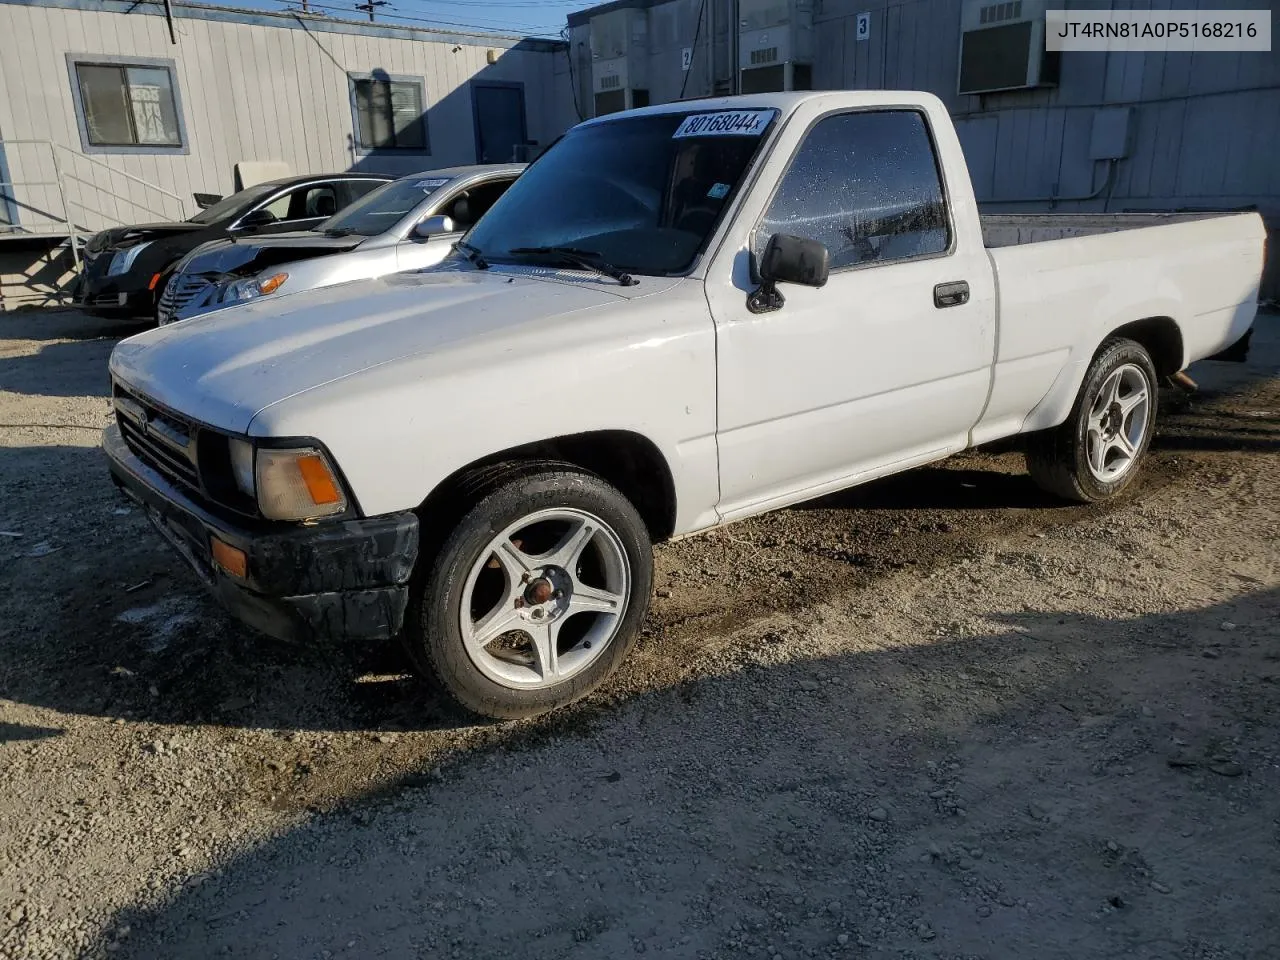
[472,82,527,164]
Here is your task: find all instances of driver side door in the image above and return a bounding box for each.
[708,108,996,521]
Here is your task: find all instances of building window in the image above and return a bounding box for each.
[349,73,428,153]
[68,56,186,153]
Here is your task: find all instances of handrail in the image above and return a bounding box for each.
[61,172,183,221]
[1,138,187,208]
[0,138,193,270]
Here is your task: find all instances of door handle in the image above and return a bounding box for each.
[934,280,970,308]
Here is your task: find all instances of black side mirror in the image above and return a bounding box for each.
[749,233,830,314]
[237,208,278,230]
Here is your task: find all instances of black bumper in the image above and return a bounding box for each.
[103,424,419,643]
[76,258,156,317]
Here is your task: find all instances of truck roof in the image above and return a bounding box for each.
[578,90,942,128]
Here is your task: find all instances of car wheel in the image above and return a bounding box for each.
[404,463,653,719]
[1026,337,1159,503]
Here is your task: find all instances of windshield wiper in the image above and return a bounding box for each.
[322,227,359,238]
[453,240,489,270]
[507,246,637,286]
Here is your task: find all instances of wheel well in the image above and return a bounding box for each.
[419,431,678,543]
[1106,317,1184,378]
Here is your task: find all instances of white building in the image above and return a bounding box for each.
[0,0,577,307]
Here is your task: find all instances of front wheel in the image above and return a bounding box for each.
[1025,338,1158,503]
[404,465,653,719]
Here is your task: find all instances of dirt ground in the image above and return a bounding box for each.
[0,307,1277,960]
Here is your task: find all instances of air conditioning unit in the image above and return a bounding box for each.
[957,0,1060,95]
[590,8,649,115]
[738,0,814,94]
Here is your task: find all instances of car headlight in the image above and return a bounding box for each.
[224,272,288,304]
[227,438,255,496]
[106,241,153,276]
[255,446,347,520]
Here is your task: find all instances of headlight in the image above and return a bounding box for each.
[255,446,347,520]
[224,272,288,304]
[227,438,255,496]
[106,241,153,276]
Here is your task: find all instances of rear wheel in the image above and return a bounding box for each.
[1026,338,1158,503]
[404,465,653,719]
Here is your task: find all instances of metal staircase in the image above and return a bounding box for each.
[0,140,188,309]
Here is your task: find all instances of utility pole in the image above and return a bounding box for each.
[355,0,387,22]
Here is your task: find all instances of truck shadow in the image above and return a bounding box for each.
[89,587,1280,960]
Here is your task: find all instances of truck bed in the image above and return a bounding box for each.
[972,208,1265,448]
[981,212,1234,248]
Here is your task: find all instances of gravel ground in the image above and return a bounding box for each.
[0,308,1277,960]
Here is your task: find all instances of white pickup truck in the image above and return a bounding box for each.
[105,91,1265,719]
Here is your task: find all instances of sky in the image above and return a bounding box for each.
[226,0,597,38]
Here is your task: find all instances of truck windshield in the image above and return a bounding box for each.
[318,176,451,237]
[465,109,777,276]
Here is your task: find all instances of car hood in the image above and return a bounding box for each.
[178,232,365,276]
[110,266,672,435]
[87,221,206,253]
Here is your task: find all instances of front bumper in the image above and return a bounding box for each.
[76,262,156,318]
[103,424,419,643]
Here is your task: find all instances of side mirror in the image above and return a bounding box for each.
[413,215,455,240]
[236,208,278,229]
[748,234,830,314]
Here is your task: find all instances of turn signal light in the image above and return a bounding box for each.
[296,454,343,506]
[259,273,289,295]
[210,536,248,579]
[148,273,162,291]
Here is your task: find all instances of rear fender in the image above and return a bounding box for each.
[1020,296,1183,433]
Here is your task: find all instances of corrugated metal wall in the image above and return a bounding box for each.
[824,0,1280,220]
[0,0,576,234]
[569,0,1278,296]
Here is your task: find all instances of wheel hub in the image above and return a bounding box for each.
[517,566,570,622]
[525,576,554,605]
[1102,402,1123,439]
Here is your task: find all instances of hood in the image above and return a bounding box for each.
[87,222,205,253]
[110,267,672,435]
[177,232,365,276]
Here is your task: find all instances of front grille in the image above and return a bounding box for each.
[158,273,214,323]
[114,387,200,492]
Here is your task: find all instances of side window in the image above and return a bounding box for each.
[294,185,338,220]
[444,177,518,228]
[261,193,293,220]
[756,110,950,271]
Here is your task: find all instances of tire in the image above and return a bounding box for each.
[404,463,653,719]
[1025,338,1159,503]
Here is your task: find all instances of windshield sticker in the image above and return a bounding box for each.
[673,110,773,138]
[707,182,731,200]
[414,178,450,192]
